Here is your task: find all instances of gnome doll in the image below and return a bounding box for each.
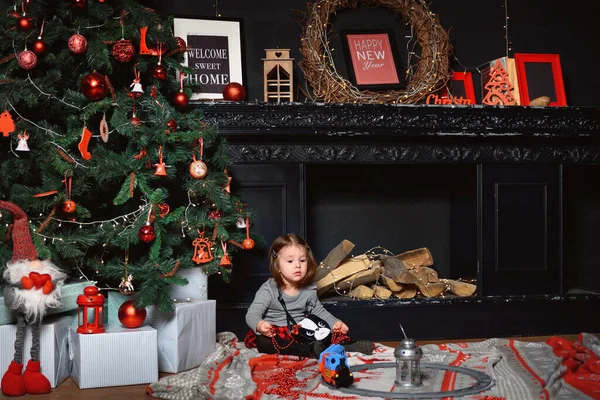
[0,201,66,397]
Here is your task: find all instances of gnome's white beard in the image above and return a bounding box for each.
[3,259,67,323]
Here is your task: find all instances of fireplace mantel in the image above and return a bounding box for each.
[198,102,600,164]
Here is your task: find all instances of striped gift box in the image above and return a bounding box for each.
[145,299,216,372]
[0,313,74,389]
[1,280,93,326]
[69,325,158,389]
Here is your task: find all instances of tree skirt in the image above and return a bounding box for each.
[146,332,600,400]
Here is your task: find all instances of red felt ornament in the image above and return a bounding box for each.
[152,64,167,81]
[138,224,156,243]
[192,230,214,264]
[17,50,37,70]
[112,39,135,63]
[68,33,88,54]
[0,110,16,137]
[81,72,108,101]
[118,300,146,329]
[17,16,34,32]
[223,82,246,101]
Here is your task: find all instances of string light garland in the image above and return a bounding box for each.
[503,0,511,57]
[299,0,452,104]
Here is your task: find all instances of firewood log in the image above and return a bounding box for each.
[395,270,418,284]
[444,279,477,296]
[392,284,417,299]
[334,267,381,293]
[380,255,407,281]
[348,285,374,299]
[372,285,392,299]
[380,274,403,292]
[396,247,433,269]
[418,282,445,298]
[316,254,370,296]
[412,266,439,284]
[314,239,355,282]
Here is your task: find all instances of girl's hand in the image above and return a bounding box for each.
[332,320,349,334]
[257,320,274,337]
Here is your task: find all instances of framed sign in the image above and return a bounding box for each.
[514,53,566,106]
[173,17,244,101]
[341,30,405,90]
[440,72,476,104]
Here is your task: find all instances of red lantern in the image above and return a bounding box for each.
[81,72,108,101]
[77,286,105,334]
[223,82,246,101]
[118,300,146,329]
[138,224,156,242]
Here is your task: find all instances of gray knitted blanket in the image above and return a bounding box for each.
[147,332,600,399]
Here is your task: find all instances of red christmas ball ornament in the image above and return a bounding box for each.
[32,38,47,56]
[242,238,255,250]
[17,50,37,70]
[62,200,77,214]
[152,64,167,81]
[138,224,156,243]
[17,16,34,32]
[223,82,246,101]
[71,0,88,9]
[118,300,146,329]
[68,33,88,54]
[130,116,142,126]
[173,91,189,108]
[167,119,177,132]
[174,36,187,51]
[81,72,108,101]
[112,39,135,63]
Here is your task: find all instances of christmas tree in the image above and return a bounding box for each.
[0,0,256,312]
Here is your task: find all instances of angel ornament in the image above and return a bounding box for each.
[119,274,135,296]
[15,131,30,152]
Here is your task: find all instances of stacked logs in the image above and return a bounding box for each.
[315,240,476,300]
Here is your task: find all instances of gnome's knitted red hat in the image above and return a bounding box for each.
[0,200,38,262]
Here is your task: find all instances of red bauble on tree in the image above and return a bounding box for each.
[174,36,187,51]
[167,119,177,132]
[112,39,135,63]
[242,238,255,250]
[17,50,37,70]
[62,200,77,214]
[152,64,167,81]
[81,72,108,101]
[223,82,246,101]
[138,224,156,242]
[71,0,87,9]
[68,33,88,54]
[16,16,34,32]
[32,38,47,56]
[118,300,146,329]
[173,91,189,108]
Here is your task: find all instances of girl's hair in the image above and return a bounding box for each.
[269,233,317,288]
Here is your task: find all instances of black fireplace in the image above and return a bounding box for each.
[203,102,600,341]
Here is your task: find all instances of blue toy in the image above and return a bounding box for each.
[318,344,354,388]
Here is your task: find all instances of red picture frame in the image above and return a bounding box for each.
[440,72,476,104]
[514,53,567,106]
[341,30,405,90]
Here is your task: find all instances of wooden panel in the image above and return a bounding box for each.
[208,164,304,304]
[481,165,561,295]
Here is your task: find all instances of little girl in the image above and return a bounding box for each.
[245,233,371,358]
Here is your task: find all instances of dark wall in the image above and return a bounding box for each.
[159,0,598,106]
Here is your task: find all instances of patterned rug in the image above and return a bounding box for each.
[146,333,600,400]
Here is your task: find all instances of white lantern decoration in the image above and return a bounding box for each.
[394,337,423,387]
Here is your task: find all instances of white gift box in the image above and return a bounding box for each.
[169,268,208,301]
[0,280,93,326]
[145,299,216,373]
[69,325,158,389]
[0,313,73,389]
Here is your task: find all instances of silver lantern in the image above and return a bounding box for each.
[394,338,423,387]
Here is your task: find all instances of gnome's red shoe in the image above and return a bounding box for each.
[1,360,25,397]
[23,360,51,395]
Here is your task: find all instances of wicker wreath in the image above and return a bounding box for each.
[299,0,452,104]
